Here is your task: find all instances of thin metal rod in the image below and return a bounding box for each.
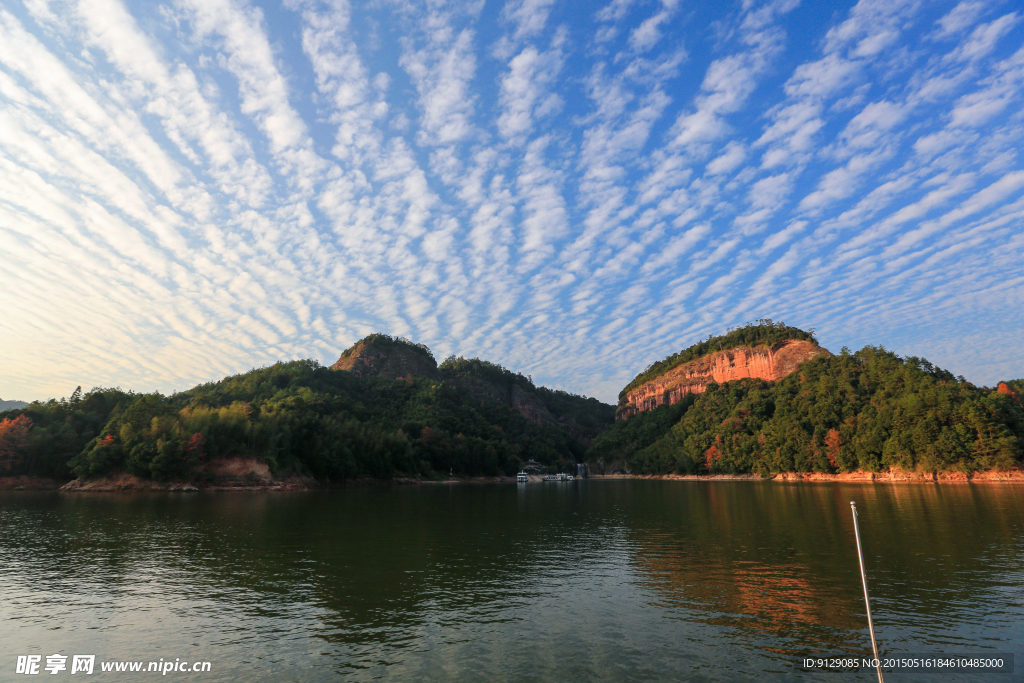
[851,501,885,683]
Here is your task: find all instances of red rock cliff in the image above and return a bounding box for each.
[331,341,564,429]
[331,340,441,380]
[618,339,829,419]
[997,383,1020,404]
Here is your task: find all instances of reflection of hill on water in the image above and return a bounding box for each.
[2,487,612,654]
[635,546,861,654]
[621,481,1024,656]
[4,481,1023,674]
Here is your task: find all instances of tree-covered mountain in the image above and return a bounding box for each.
[2,328,1022,484]
[0,398,29,412]
[620,320,818,401]
[590,345,1024,475]
[0,386,131,477]
[0,336,614,482]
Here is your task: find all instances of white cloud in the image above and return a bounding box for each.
[178,0,326,191]
[947,48,1024,127]
[596,0,637,23]
[503,0,556,40]
[291,0,387,164]
[946,13,1021,63]
[400,11,478,146]
[497,42,564,141]
[517,136,567,265]
[706,141,747,175]
[2,0,1024,403]
[935,1,986,38]
[628,0,680,54]
[76,0,273,208]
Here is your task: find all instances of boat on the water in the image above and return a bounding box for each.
[516,471,528,483]
[542,473,575,482]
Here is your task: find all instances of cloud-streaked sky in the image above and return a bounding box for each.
[1,0,1022,404]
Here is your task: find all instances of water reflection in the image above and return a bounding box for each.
[623,482,1024,676]
[1,482,1022,681]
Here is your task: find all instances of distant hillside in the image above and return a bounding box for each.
[329,334,613,441]
[617,321,828,421]
[618,338,828,420]
[331,333,439,379]
[0,399,29,412]
[0,335,614,483]
[438,356,614,444]
[5,327,1020,484]
[591,343,1024,476]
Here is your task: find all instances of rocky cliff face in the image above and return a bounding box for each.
[331,339,567,429]
[331,340,441,380]
[441,375,558,426]
[511,384,557,426]
[618,339,829,419]
[443,375,512,406]
[997,383,1020,404]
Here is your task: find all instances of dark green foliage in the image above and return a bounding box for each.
[439,355,615,432]
[534,385,617,433]
[0,387,135,478]
[620,319,817,400]
[7,342,1018,483]
[54,360,594,481]
[338,333,434,362]
[440,355,533,389]
[601,347,1024,476]
[588,397,694,469]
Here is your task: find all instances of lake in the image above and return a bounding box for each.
[2,481,1022,681]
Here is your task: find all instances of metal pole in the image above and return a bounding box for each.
[851,501,884,683]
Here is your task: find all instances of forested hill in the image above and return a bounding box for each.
[2,331,1022,484]
[620,320,818,400]
[0,337,614,482]
[0,399,28,412]
[591,345,1024,476]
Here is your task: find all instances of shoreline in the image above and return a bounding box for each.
[2,467,1023,492]
[590,467,1024,483]
[0,472,519,492]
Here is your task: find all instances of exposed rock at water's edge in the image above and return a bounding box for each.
[592,466,1024,482]
[57,457,315,491]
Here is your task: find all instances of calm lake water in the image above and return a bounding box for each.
[1,481,1022,682]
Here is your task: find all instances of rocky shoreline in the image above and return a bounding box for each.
[591,467,1024,483]
[3,465,1023,492]
[0,475,68,491]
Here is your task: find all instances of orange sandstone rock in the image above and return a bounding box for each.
[997,382,1020,404]
[331,339,441,380]
[330,339,566,430]
[619,339,829,419]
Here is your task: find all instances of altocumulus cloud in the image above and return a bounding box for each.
[0,0,1022,403]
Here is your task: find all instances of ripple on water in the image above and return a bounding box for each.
[2,483,1023,682]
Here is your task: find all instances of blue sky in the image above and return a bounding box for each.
[0,0,1022,404]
